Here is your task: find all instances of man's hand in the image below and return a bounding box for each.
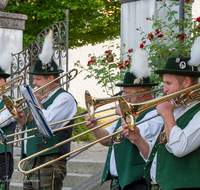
[15,107,26,129]
[115,104,122,116]
[157,100,175,117]
[121,120,141,144]
[85,114,97,129]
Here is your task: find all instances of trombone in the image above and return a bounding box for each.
[3,69,78,119]
[18,82,200,175]
[4,87,162,144]
[0,74,24,113]
[85,88,162,117]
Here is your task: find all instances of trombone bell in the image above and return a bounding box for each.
[3,95,18,119]
[118,97,135,130]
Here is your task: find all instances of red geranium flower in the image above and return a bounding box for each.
[196,17,200,22]
[146,17,149,20]
[181,34,185,40]
[119,65,124,70]
[125,60,130,67]
[128,48,133,53]
[143,40,146,44]
[172,49,176,51]
[157,34,164,38]
[148,33,154,41]
[136,28,139,30]
[156,29,160,34]
[140,44,144,49]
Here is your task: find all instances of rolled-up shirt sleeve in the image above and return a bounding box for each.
[166,110,200,157]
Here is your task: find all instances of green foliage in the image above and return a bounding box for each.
[4,0,120,49]
[75,42,133,96]
[137,0,200,85]
[72,106,95,142]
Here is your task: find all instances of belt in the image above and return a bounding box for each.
[150,181,161,190]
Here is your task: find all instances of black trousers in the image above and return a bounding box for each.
[0,152,14,190]
[110,176,148,190]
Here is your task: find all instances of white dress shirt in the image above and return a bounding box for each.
[24,87,77,154]
[143,101,200,183]
[0,92,16,128]
[106,109,164,176]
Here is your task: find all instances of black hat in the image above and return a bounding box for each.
[28,58,64,75]
[115,72,158,87]
[154,57,200,77]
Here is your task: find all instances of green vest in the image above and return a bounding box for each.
[144,102,200,190]
[0,97,16,154]
[21,88,76,159]
[101,107,156,189]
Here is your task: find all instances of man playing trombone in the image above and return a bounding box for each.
[0,52,17,190]
[16,30,77,190]
[122,38,200,190]
[86,49,164,190]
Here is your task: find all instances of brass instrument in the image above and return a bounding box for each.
[18,116,122,175]
[118,82,200,129]
[0,74,23,95]
[5,87,159,143]
[5,112,117,145]
[18,82,200,174]
[3,69,78,119]
[0,74,24,114]
[85,88,162,117]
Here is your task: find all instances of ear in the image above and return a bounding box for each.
[183,76,192,88]
[0,78,5,84]
[48,75,54,82]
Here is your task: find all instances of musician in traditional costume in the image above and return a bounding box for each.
[86,49,164,190]
[122,38,200,190]
[0,52,17,190]
[16,30,77,190]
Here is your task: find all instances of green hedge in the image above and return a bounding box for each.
[72,106,95,142]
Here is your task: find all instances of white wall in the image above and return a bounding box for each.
[65,39,120,109]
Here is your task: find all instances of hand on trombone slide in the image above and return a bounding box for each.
[85,114,97,129]
[121,120,140,144]
[15,106,26,130]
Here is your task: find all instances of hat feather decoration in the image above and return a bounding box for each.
[38,29,54,65]
[188,38,200,67]
[130,48,150,78]
[0,51,13,72]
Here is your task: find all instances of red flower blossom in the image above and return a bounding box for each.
[157,34,164,38]
[143,40,146,44]
[127,55,132,61]
[159,75,163,77]
[119,65,124,70]
[156,29,160,34]
[156,0,162,1]
[172,49,176,51]
[136,28,139,30]
[87,60,92,66]
[146,17,149,20]
[118,61,123,67]
[196,17,200,22]
[148,33,154,41]
[140,44,144,49]
[128,48,133,53]
[125,60,130,67]
[181,34,185,40]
